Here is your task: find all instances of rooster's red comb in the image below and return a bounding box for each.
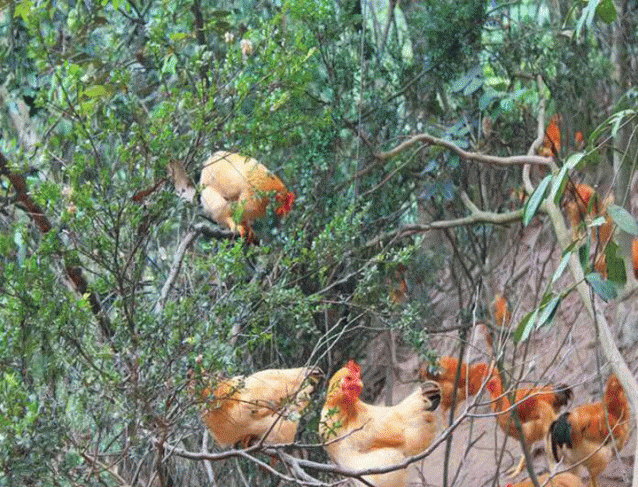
[346,360,361,375]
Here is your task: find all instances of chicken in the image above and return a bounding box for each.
[195,366,323,448]
[319,360,441,487]
[199,151,295,242]
[540,114,562,157]
[574,131,586,151]
[487,373,572,478]
[505,472,585,487]
[419,356,491,413]
[564,183,614,277]
[493,293,511,328]
[546,374,630,487]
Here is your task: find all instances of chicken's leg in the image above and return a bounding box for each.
[506,454,526,478]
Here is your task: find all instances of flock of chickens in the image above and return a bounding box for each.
[192,151,631,486]
[189,355,629,487]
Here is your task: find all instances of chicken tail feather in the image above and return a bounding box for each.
[549,411,573,461]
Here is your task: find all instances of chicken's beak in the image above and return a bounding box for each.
[307,366,325,381]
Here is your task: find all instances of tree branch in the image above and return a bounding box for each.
[0,151,114,338]
[374,133,553,167]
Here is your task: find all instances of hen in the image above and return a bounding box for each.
[505,472,585,487]
[199,151,295,242]
[540,114,562,157]
[564,183,613,276]
[195,366,322,448]
[320,360,441,487]
[487,373,572,477]
[420,356,491,413]
[547,374,630,487]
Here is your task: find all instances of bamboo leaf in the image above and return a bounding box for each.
[523,174,552,226]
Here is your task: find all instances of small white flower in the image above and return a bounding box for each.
[224,32,235,43]
[240,39,254,58]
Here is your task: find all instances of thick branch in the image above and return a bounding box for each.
[366,192,523,247]
[374,133,553,167]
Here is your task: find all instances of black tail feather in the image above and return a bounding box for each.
[548,411,572,461]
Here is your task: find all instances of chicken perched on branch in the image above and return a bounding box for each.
[419,356,491,413]
[199,151,295,243]
[546,374,630,487]
[320,360,441,487]
[539,114,562,157]
[487,373,573,478]
[193,366,322,448]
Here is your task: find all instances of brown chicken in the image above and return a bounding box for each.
[493,293,512,328]
[547,374,630,487]
[199,151,295,242]
[505,472,585,487]
[195,366,322,448]
[420,356,491,413]
[564,183,614,277]
[320,360,441,487]
[540,114,562,157]
[487,373,573,478]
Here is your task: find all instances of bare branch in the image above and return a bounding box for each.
[365,203,524,247]
[374,133,553,167]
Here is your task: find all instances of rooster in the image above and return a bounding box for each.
[319,360,441,487]
[194,365,322,448]
[487,373,572,478]
[199,151,295,242]
[419,356,491,413]
[505,472,585,487]
[546,374,630,487]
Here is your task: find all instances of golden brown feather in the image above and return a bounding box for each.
[547,374,630,487]
[199,151,294,242]
[320,360,441,487]
[196,366,322,448]
[487,373,572,478]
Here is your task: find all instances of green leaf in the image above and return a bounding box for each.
[463,77,483,96]
[607,204,638,235]
[596,0,617,23]
[585,272,617,301]
[551,164,569,205]
[536,294,561,329]
[578,240,591,269]
[14,0,33,21]
[523,174,552,226]
[514,309,538,342]
[552,251,572,283]
[604,241,626,284]
[84,85,109,98]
